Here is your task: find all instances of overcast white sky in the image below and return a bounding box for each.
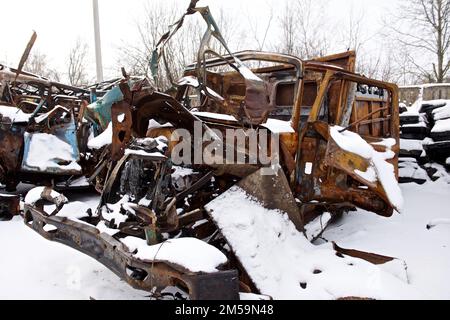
[0,0,398,80]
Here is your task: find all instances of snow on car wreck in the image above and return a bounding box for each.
[0,0,410,300]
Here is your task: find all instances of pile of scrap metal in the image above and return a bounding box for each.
[1,1,404,300]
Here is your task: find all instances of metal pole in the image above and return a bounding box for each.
[93,0,104,83]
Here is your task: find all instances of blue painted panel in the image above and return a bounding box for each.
[21,114,81,175]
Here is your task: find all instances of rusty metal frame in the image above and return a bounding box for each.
[292,63,400,217]
[302,63,400,130]
[184,50,304,128]
[24,204,239,300]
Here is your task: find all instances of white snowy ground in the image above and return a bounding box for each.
[0,180,449,300]
[323,180,450,300]
[0,190,149,300]
[0,215,149,300]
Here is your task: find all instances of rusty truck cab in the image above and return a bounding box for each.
[176,50,400,218]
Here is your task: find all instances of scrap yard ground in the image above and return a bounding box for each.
[1,179,449,300]
[1,0,450,301]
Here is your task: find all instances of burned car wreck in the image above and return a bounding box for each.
[0,1,405,300]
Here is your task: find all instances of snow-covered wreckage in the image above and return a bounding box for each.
[0,1,409,300]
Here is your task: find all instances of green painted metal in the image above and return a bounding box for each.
[86,85,123,130]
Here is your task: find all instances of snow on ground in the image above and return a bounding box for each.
[323,180,450,299]
[24,187,67,206]
[207,186,420,300]
[1,179,450,299]
[0,195,149,300]
[399,159,429,182]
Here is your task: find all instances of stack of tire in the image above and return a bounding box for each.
[425,101,450,163]
[399,100,450,184]
[399,103,430,184]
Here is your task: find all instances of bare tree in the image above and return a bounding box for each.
[273,0,330,59]
[297,0,330,58]
[338,5,373,76]
[246,1,274,52]
[275,1,297,55]
[335,5,403,84]
[339,5,366,54]
[117,1,239,90]
[24,50,61,81]
[68,39,89,86]
[117,1,195,89]
[388,0,450,83]
[24,50,48,75]
[393,49,424,85]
